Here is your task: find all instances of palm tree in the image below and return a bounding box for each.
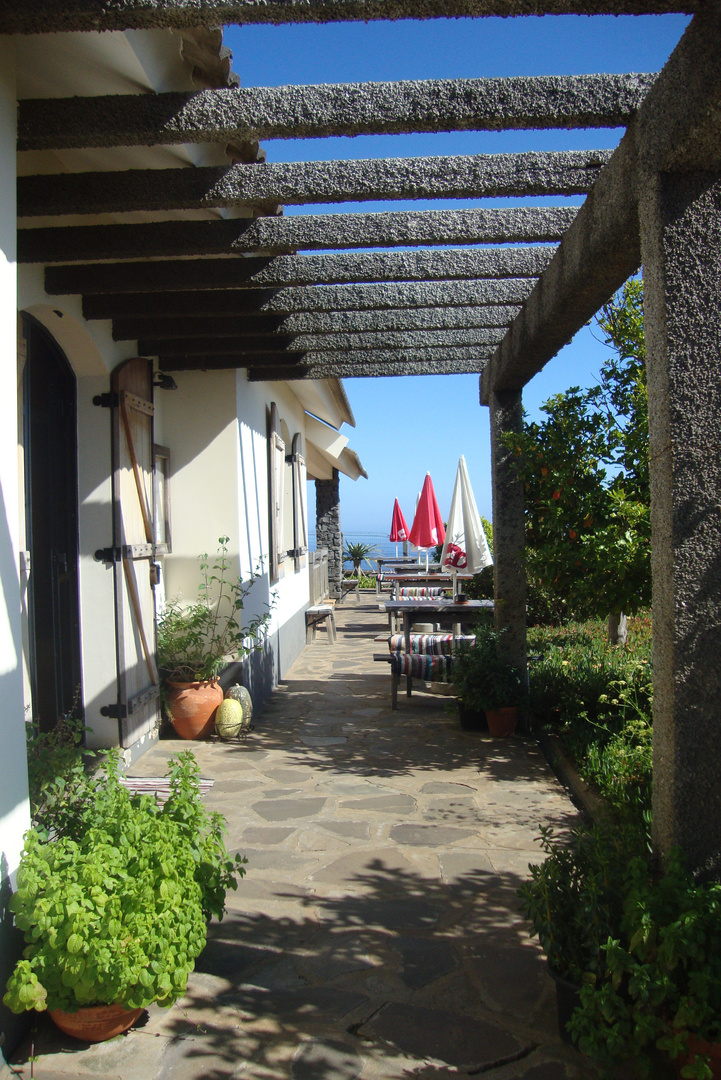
[343,540,378,575]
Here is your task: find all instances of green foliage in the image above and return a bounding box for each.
[157,537,270,682]
[3,751,245,1015]
[518,822,646,985]
[343,541,378,574]
[568,849,721,1079]
[25,713,96,842]
[453,625,527,712]
[503,279,650,622]
[528,614,653,823]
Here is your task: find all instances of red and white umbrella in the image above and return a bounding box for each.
[409,473,445,569]
[440,456,493,576]
[389,498,409,556]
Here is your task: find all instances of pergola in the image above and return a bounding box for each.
[6,0,721,874]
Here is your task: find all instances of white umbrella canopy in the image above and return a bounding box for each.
[440,456,493,575]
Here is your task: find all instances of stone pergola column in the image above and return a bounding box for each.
[489,388,527,676]
[640,171,721,874]
[315,469,342,600]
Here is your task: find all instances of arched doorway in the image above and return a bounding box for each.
[22,313,82,731]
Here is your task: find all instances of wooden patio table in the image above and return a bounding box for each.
[383,598,493,653]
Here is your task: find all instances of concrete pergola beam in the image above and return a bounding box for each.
[0,0,698,35]
[19,206,577,263]
[111,304,521,341]
[83,279,537,321]
[18,74,655,152]
[247,358,491,380]
[481,9,721,404]
[19,150,611,217]
[46,246,552,296]
[138,327,505,355]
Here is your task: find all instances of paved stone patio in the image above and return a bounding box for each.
[5,600,596,1080]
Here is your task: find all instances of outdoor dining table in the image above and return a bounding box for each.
[375,561,442,594]
[383,598,494,654]
[386,572,473,600]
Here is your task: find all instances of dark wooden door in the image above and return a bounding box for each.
[23,315,82,731]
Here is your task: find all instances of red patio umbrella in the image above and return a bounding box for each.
[409,473,445,568]
[389,498,409,556]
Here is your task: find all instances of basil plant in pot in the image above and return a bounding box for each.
[568,846,721,1080]
[453,625,527,735]
[4,750,245,1042]
[157,537,271,739]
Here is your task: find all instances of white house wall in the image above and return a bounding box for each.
[0,37,31,1059]
[159,369,310,709]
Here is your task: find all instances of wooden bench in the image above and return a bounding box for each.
[339,578,360,604]
[305,603,337,644]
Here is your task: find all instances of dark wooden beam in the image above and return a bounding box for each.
[111,304,520,340]
[19,206,577,263]
[158,351,307,371]
[46,247,552,296]
[139,327,504,354]
[18,74,655,151]
[19,150,610,217]
[83,279,536,320]
[0,0,698,36]
[139,334,297,355]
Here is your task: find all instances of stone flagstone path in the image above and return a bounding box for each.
[6,600,599,1080]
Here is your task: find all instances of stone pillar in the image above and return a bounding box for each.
[640,170,721,874]
[489,388,527,676]
[315,469,342,600]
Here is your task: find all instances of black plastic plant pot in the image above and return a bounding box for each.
[547,964,582,1046]
[458,702,487,731]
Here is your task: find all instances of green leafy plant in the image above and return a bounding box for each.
[569,848,721,1079]
[502,278,650,628]
[3,751,245,1016]
[25,711,96,842]
[453,625,526,712]
[343,540,378,575]
[157,537,270,682]
[518,822,647,985]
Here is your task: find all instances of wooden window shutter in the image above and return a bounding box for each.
[268,402,285,584]
[290,432,308,570]
[109,357,160,746]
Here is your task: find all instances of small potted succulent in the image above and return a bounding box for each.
[157,537,270,738]
[4,750,245,1041]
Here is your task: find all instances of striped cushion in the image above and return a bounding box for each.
[388,633,477,656]
[397,586,448,598]
[390,653,454,682]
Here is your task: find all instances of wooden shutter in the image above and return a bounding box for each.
[291,432,308,571]
[268,402,285,584]
[109,358,159,746]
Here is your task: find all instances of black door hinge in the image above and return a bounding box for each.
[100,702,127,719]
[93,392,118,409]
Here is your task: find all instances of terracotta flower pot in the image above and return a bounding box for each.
[485,706,519,737]
[676,1034,721,1079]
[49,1003,143,1042]
[166,679,223,739]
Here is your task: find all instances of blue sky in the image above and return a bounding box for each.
[223,13,690,533]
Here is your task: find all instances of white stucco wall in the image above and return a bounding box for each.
[0,38,30,884]
[159,368,310,695]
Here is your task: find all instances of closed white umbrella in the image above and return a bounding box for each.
[440,456,493,576]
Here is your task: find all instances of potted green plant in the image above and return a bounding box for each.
[4,750,245,1041]
[157,537,270,738]
[453,626,526,735]
[518,822,643,1045]
[343,540,378,576]
[568,847,721,1079]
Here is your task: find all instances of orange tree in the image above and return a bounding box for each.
[504,279,650,622]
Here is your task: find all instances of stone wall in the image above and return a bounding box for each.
[315,470,342,598]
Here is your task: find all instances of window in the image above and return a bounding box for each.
[153,444,171,553]
[268,404,308,581]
